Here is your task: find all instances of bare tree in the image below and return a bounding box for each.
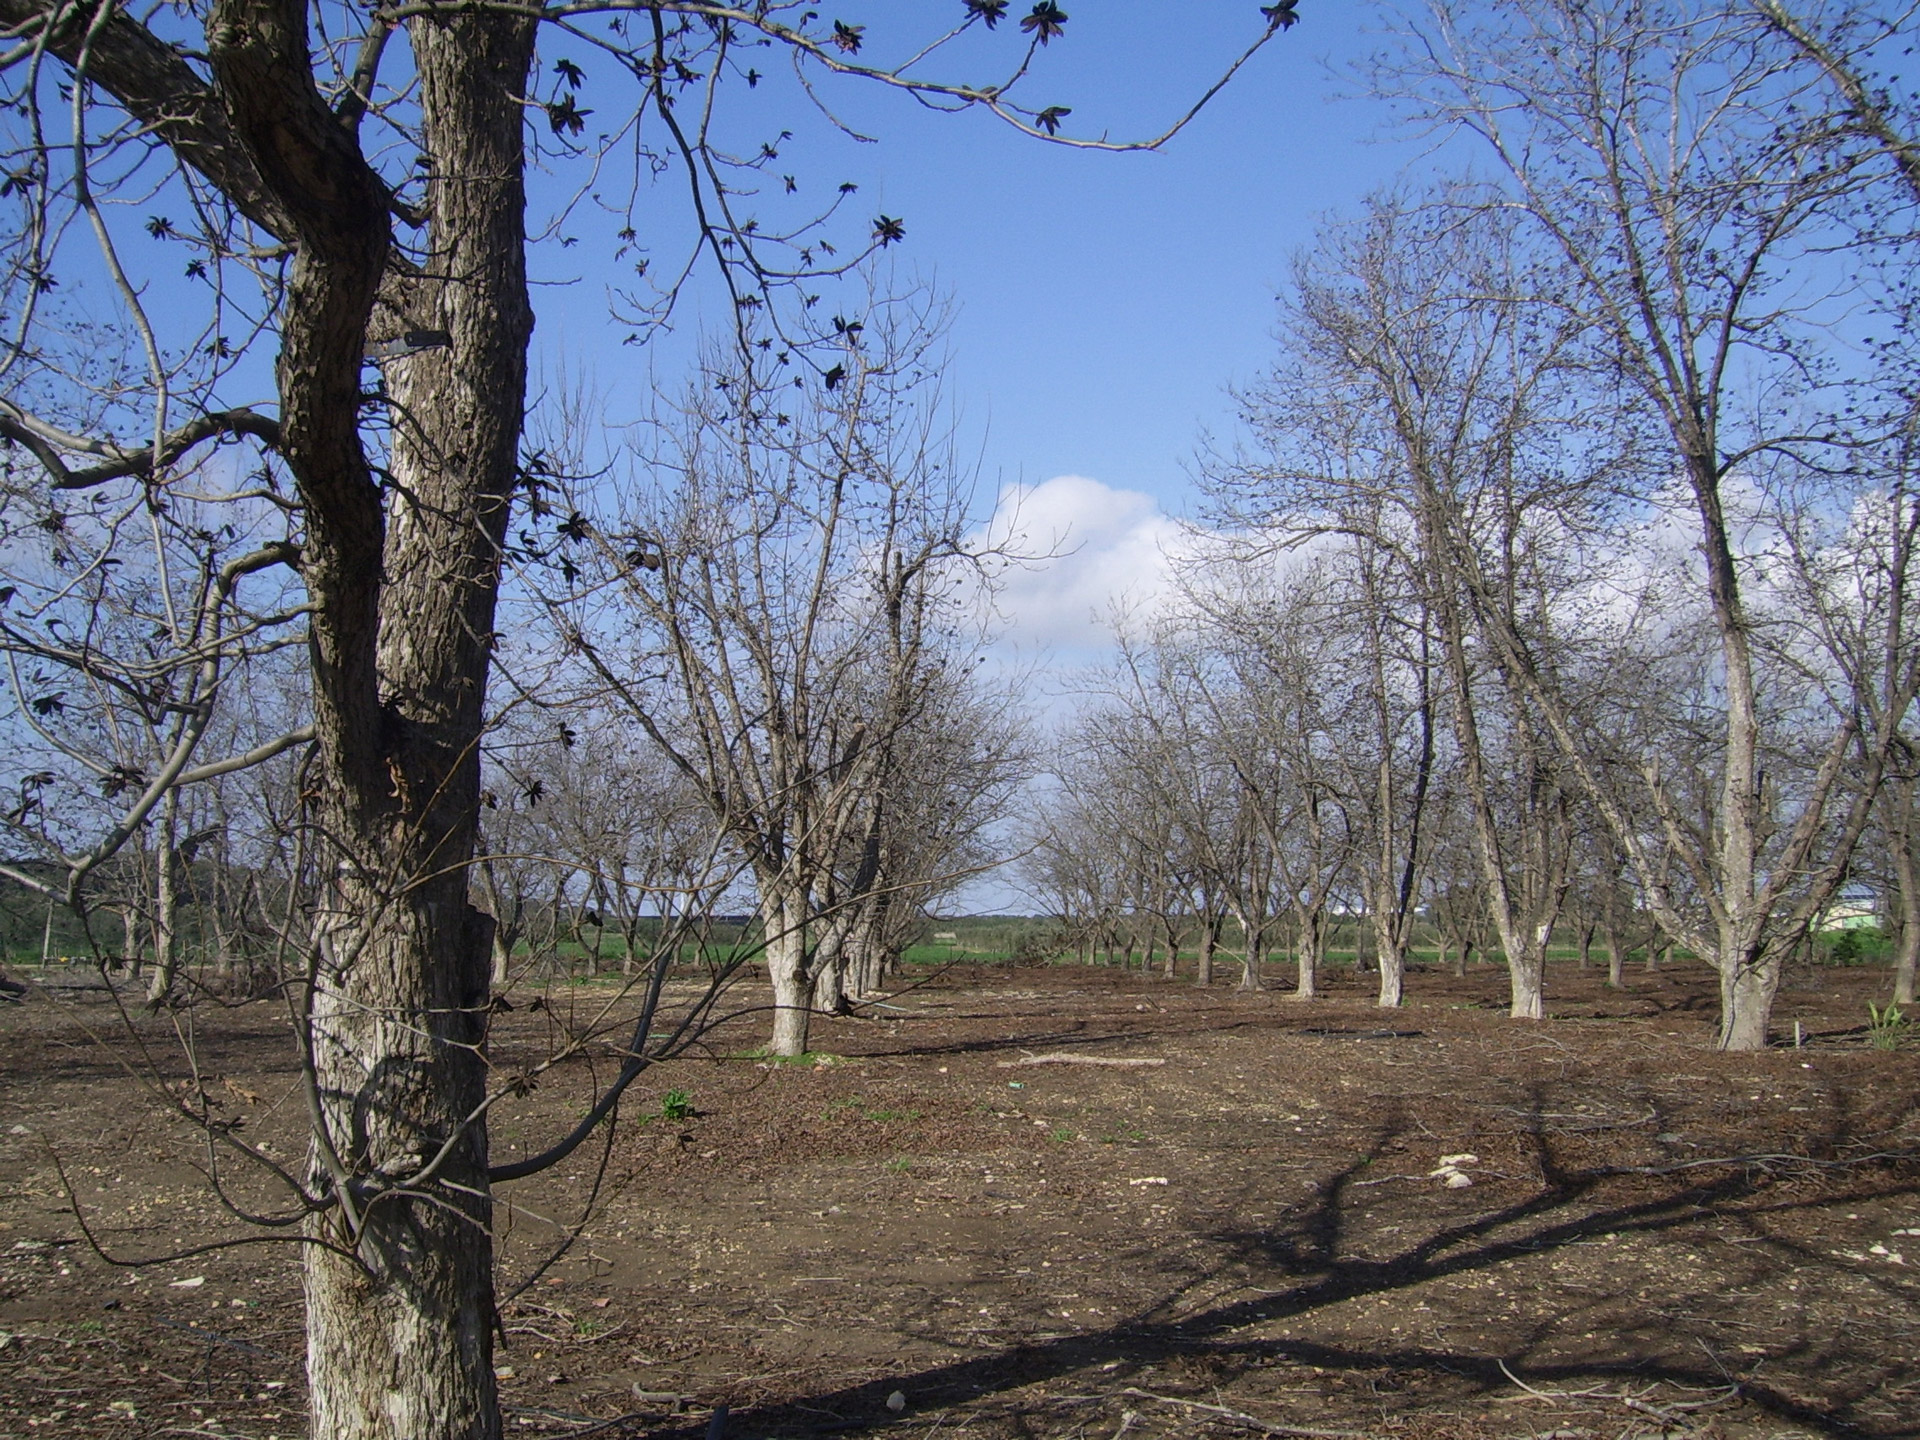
[1381,0,1920,1047]
[551,300,1005,1055]
[1207,194,1586,1019]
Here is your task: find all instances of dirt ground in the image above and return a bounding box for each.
[2,959,1918,1440]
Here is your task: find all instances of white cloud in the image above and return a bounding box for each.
[975,474,1190,662]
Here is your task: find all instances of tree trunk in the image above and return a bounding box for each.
[1228,906,1263,991]
[1507,937,1546,1020]
[305,883,500,1440]
[1897,913,1919,1008]
[146,799,183,1007]
[209,2,539,1432]
[1602,923,1624,990]
[812,924,850,1017]
[120,905,142,978]
[765,903,814,1057]
[1292,915,1318,1001]
[1890,778,1919,1006]
[1718,958,1780,1051]
[1375,924,1405,1009]
[473,852,521,990]
[1195,917,1217,988]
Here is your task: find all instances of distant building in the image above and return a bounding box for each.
[1818,886,1880,933]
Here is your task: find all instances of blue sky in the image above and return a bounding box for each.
[524,3,1426,678]
[529,4,1419,511]
[811,4,1417,507]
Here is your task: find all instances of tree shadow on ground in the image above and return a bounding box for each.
[675,1114,1920,1440]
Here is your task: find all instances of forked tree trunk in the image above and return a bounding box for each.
[1240,937,1264,992]
[204,3,539,1434]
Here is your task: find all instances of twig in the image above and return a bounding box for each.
[1623,1396,1696,1428]
[996,1054,1166,1069]
[1118,1388,1367,1439]
[534,1411,650,1439]
[154,1316,293,1363]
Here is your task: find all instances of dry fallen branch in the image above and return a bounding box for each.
[996,1054,1167,1069]
[1118,1387,1368,1439]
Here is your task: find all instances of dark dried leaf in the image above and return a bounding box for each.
[1021,2,1067,43]
[546,94,591,136]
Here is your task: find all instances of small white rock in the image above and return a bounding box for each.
[886,1391,907,1413]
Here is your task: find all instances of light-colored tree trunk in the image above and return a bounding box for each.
[211,4,539,1431]
[119,905,141,978]
[145,797,183,1007]
[1373,915,1406,1010]
[1887,774,1919,1006]
[1505,926,1548,1021]
[1291,909,1320,1000]
[765,899,814,1057]
[1719,956,1781,1051]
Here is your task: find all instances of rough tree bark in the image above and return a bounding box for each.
[200,1,535,1432]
